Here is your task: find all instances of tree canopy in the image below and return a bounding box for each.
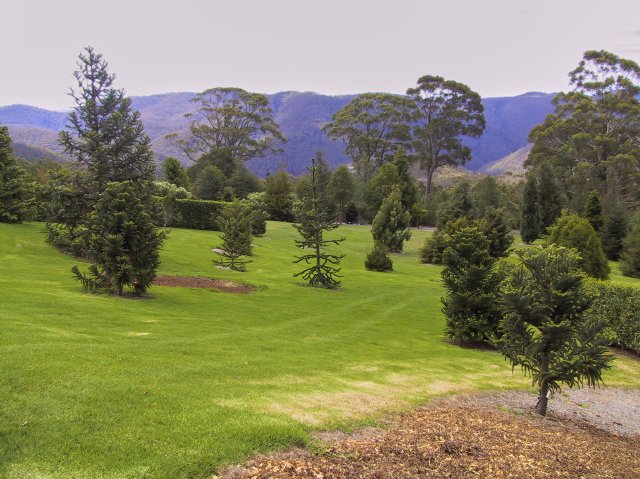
[322,93,414,182]
[407,75,485,196]
[175,87,286,163]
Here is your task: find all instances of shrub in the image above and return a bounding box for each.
[420,218,472,264]
[479,207,513,258]
[365,243,393,272]
[601,206,628,260]
[585,280,640,355]
[547,213,609,279]
[170,199,227,230]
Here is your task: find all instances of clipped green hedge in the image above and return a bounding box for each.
[586,280,640,355]
[170,199,227,230]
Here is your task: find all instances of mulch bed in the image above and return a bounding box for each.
[153,275,255,294]
[223,398,640,479]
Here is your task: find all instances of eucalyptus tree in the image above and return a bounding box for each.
[407,75,485,197]
[173,87,286,163]
[323,93,415,182]
[528,51,640,210]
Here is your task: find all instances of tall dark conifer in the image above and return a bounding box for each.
[520,174,540,244]
[536,162,562,230]
[0,126,31,223]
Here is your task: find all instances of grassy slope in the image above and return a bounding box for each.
[1,222,639,479]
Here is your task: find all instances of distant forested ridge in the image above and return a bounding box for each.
[0,91,554,176]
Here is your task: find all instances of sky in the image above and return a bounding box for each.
[2,0,640,110]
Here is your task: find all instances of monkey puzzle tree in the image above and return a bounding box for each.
[72,182,166,296]
[212,201,253,272]
[407,75,485,197]
[174,87,286,163]
[293,158,345,289]
[498,245,613,416]
[59,47,156,189]
[323,93,415,182]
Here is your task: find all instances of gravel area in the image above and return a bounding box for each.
[450,387,640,437]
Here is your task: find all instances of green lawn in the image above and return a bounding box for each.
[1,222,639,479]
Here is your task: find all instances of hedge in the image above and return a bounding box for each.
[586,280,640,355]
[167,199,227,230]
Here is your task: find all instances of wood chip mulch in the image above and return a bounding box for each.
[153,275,255,294]
[224,402,640,479]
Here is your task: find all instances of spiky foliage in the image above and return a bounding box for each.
[212,201,253,272]
[365,243,393,272]
[601,206,628,260]
[371,186,411,253]
[293,158,345,289]
[420,217,472,264]
[0,126,32,223]
[520,174,540,244]
[72,182,166,296]
[479,207,513,258]
[441,227,502,346]
[59,47,155,188]
[584,190,604,232]
[547,214,609,279]
[498,245,613,416]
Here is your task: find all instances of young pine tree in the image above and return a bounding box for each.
[212,201,253,271]
[498,245,612,416]
[0,126,32,223]
[584,190,604,232]
[479,207,513,258]
[441,227,502,346]
[371,186,412,253]
[520,174,540,244]
[162,157,190,190]
[293,158,345,289]
[72,182,166,296]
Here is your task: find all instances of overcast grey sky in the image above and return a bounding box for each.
[2,0,640,110]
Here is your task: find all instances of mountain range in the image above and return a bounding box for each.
[0,91,556,177]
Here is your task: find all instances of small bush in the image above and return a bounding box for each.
[586,280,640,355]
[365,244,393,272]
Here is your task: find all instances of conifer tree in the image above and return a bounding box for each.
[371,186,412,253]
[0,126,32,223]
[327,165,355,222]
[194,165,226,200]
[437,180,474,227]
[601,206,628,260]
[441,227,502,345]
[584,190,604,232]
[162,157,190,190]
[480,207,513,258]
[59,47,155,189]
[72,182,166,295]
[365,243,394,272]
[536,163,562,230]
[293,158,345,289]
[619,212,640,277]
[212,201,253,271]
[498,245,612,416]
[547,214,609,280]
[520,174,540,243]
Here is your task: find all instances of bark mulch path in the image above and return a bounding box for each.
[153,275,255,294]
[222,390,640,479]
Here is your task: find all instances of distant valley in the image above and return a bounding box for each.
[0,91,555,177]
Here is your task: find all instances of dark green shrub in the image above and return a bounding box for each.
[365,244,393,272]
[420,218,472,264]
[441,227,501,346]
[479,207,513,258]
[586,281,640,355]
[170,199,227,230]
[620,212,640,278]
[547,213,609,279]
[601,206,628,260]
